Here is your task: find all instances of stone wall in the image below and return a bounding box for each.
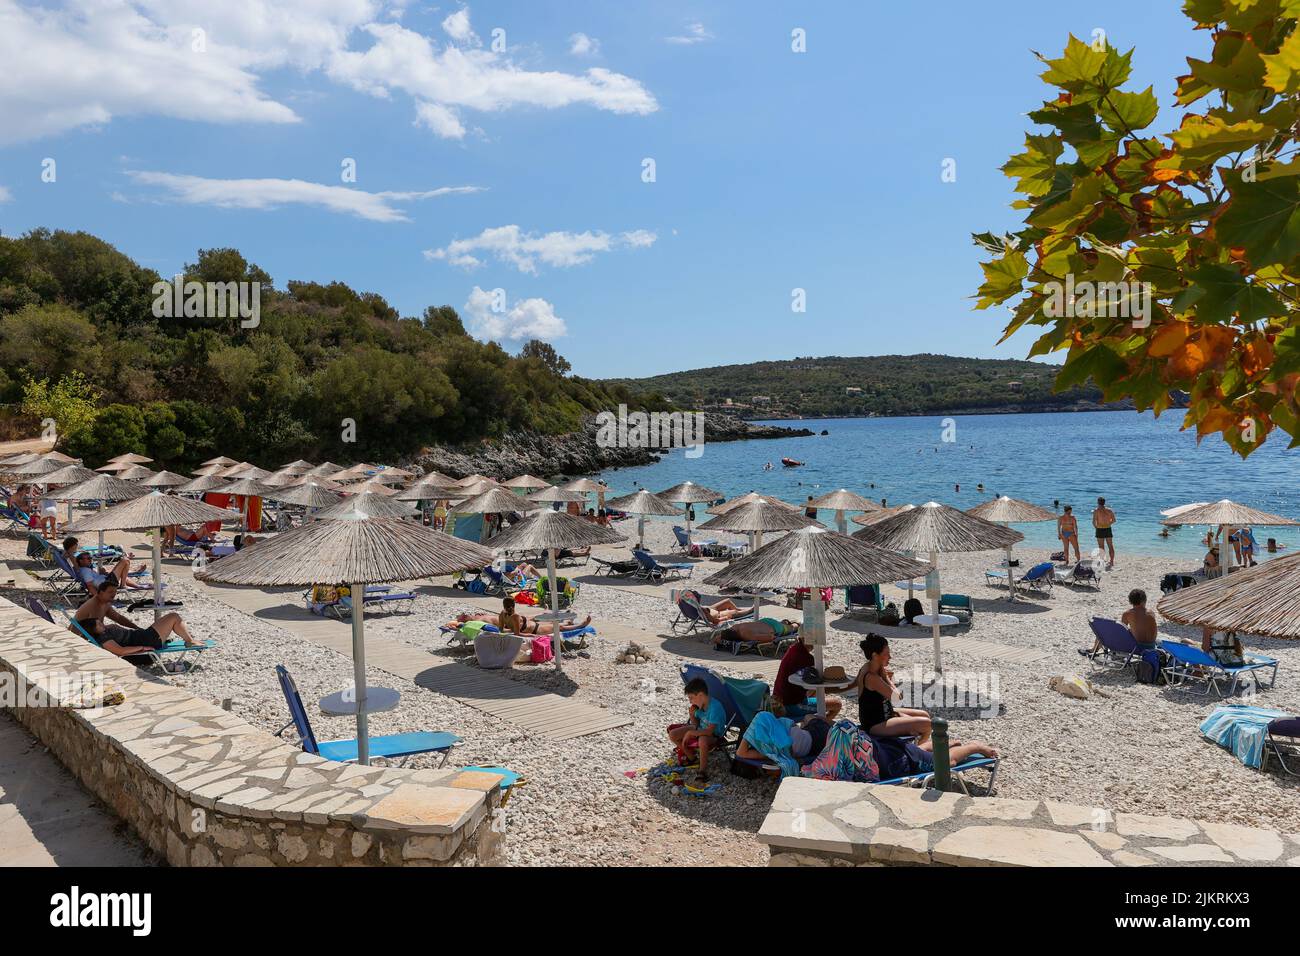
[760,778,1300,867]
[0,599,503,866]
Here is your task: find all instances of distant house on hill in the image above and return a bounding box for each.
[752,396,771,404]
[845,387,862,395]
[1007,381,1023,391]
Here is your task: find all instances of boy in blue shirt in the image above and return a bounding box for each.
[668,677,726,778]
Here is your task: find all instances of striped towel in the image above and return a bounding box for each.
[1200,705,1289,769]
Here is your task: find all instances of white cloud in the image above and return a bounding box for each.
[0,2,655,145]
[127,171,482,222]
[0,186,11,203]
[425,225,657,274]
[665,21,713,45]
[569,32,599,56]
[464,285,567,341]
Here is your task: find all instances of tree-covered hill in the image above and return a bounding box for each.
[0,228,667,468]
[604,354,1105,419]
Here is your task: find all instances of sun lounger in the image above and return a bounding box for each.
[591,556,639,577]
[1159,640,1279,697]
[1055,559,1102,589]
[983,567,1009,588]
[874,752,1000,794]
[60,608,214,672]
[460,766,524,803]
[275,665,459,766]
[1200,704,1292,768]
[439,620,597,653]
[844,584,885,617]
[670,590,760,638]
[305,585,415,619]
[672,525,718,556]
[1264,717,1300,776]
[536,575,579,609]
[632,548,693,583]
[1083,617,1141,672]
[939,593,974,619]
[1,505,30,535]
[1017,562,1055,594]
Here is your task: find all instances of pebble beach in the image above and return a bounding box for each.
[6,516,1298,867]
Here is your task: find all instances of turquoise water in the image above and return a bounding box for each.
[594,411,1300,559]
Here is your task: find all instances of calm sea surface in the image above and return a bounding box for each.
[594,411,1300,560]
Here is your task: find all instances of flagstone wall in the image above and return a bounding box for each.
[0,599,503,867]
[760,777,1300,867]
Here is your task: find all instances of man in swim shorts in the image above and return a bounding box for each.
[1093,497,1116,569]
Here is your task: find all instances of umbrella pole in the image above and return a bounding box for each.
[548,547,562,672]
[808,596,826,717]
[1005,543,1016,602]
[637,515,645,550]
[930,549,942,674]
[835,509,846,534]
[152,528,163,622]
[351,584,370,765]
[98,500,106,554]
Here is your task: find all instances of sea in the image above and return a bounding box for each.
[594,410,1300,560]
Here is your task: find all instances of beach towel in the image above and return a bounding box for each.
[1200,704,1290,769]
[801,719,879,783]
[741,712,800,777]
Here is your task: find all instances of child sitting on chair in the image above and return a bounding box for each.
[668,678,726,782]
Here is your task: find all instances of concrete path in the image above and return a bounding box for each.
[0,712,157,866]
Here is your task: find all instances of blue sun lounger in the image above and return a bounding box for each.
[1,505,30,534]
[275,665,459,766]
[439,619,596,650]
[58,605,215,672]
[632,548,693,583]
[1084,617,1141,672]
[1159,640,1279,697]
[669,589,759,636]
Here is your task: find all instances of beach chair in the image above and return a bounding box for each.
[274,665,460,766]
[1263,717,1300,776]
[26,596,56,623]
[306,585,414,619]
[670,590,759,637]
[27,531,54,567]
[844,585,885,618]
[60,608,215,673]
[1,505,30,535]
[939,593,974,620]
[632,548,693,583]
[677,664,754,759]
[536,575,579,610]
[591,556,639,577]
[874,748,1001,795]
[1083,617,1140,672]
[1055,559,1102,589]
[1200,704,1292,769]
[1158,640,1279,698]
[553,547,591,568]
[983,568,1009,589]
[483,564,530,595]
[672,525,718,556]
[1017,562,1055,595]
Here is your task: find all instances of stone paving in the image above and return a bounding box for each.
[760,777,1300,867]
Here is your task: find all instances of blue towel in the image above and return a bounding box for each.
[742,712,800,777]
[1200,704,1289,769]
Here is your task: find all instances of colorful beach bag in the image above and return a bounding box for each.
[530,635,554,663]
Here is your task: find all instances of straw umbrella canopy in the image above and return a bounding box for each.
[451,485,540,542]
[141,470,189,488]
[855,502,1023,671]
[706,526,931,712]
[698,496,819,557]
[706,491,799,516]
[270,481,344,509]
[375,466,415,480]
[199,456,239,467]
[40,451,80,464]
[0,452,39,466]
[348,479,399,496]
[302,461,343,477]
[109,453,153,465]
[1157,551,1300,639]
[174,474,229,495]
[280,459,315,470]
[966,496,1058,602]
[529,485,590,506]
[54,472,148,551]
[1161,499,1297,573]
[66,491,240,619]
[332,463,377,482]
[191,463,225,477]
[196,503,495,765]
[394,479,459,502]
[115,464,158,481]
[260,468,305,489]
[314,493,419,520]
[487,511,626,672]
[604,489,681,549]
[229,464,273,481]
[214,476,275,531]
[502,474,549,491]
[39,463,97,486]
[95,460,133,472]
[852,504,914,526]
[658,480,723,536]
[11,457,65,477]
[809,488,883,534]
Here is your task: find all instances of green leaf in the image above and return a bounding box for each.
[975,248,1029,309]
[1028,174,1104,230]
[1001,133,1065,196]
[1054,343,1128,391]
[1027,102,1103,145]
[1215,170,1300,266]
[1188,33,1267,94]
[1263,24,1300,93]
[1180,263,1286,322]
[1097,87,1160,131]
[1168,114,1270,165]
[1267,325,1300,379]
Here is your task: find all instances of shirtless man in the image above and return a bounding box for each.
[1093,496,1116,569]
[1057,505,1080,563]
[1080,588,1157,656]
[72,579,203,657]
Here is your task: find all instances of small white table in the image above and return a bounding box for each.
[319,686,399,717]
[913,613,960,629]
[787,672,856,718]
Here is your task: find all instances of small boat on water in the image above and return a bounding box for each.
[781,457,805,468]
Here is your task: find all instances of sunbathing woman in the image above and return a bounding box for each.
[695,595,749,625]
[853,633,998,760]
[453,598,591,635]
[713,617,799,647]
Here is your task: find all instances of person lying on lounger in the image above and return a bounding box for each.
[853,633,998,760]
[693,594,749,624]
[72,579,203,655]
[736,711,834,769]
[711,617,798,646]
[452,598,591,635]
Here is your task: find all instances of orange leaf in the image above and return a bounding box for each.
[1148,322,1189,358]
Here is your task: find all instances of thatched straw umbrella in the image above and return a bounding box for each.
[66,491,239,619]
[854,502,1023,671]
[852,503,914,527]
[486,510,625,672]
[270,481,344,510]
[280,459,315,470]
[1161,499,1297,573]
[706,527,930,711]
[11,457,64,478]
[109,453,153,465]
[229,464,273,481]
[966,496,1057,602]
[314,493,418,520]
[302,461,343,478]
[698,497,818,554]
[0,452,39,467]
[196,503,494,764]
[141,470,189,488]
[1157,551,1300,639]
[191,463,225,477]
[658,481,723,537]
[348,478,400,496]
[605,489,681,549]
[809,488,882,534]
[529,485,589,516]
[502,474,548,491]
[215,477,275,531]
[706,491,798,516]
[199,456,238,468]
[40,451,80,464]
[561,476,609,514]
[451,485,540,542]
[332,463,377,482]
[94,460,133,473]
[52,473,148,554]
[115,464,157,481]
[174,474,228,495]
[38,464,99,529]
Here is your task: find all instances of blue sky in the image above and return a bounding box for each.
[0,1,1209,378]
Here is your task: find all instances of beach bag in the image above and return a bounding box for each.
[1136,648,1168,685]
[878,602,900,626]
[902,597,924,624]
[530,635,554,663]
[513,589,537,606]
[1050,550,1065,562]
[1160,572,1198,594]
[465,577,488,594]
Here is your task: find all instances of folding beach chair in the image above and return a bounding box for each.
[1055,559,1102,589]
[844,584,885,618]
[60,608,214,673]
[677,664,755,761]
[1158,640,1279,698]
[1263,717,1300,776]
[1017,562,1055,595]
[591,556,639,577]
[873,749,1001,795]
[275,665,459,766]
[670,589,759,638]
[1083,617,1140,672]
[671,525,718,556]
[536,575,579,610]
[632,548,693,583]
[939,593,974,620]
[0,505,30,535]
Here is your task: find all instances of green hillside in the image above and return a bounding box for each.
[605,354,1104,419]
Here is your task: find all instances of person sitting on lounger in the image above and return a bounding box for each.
[73,550,147,595]
[452,598,591,636]
[1202,626,1245,667]
[72,579,203,655]
[669,677,725,781]
[1081,588,1158,657]
[712,617,799,647]
[852,633,998,760]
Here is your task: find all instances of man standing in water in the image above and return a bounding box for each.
[1093,497,1117,569]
